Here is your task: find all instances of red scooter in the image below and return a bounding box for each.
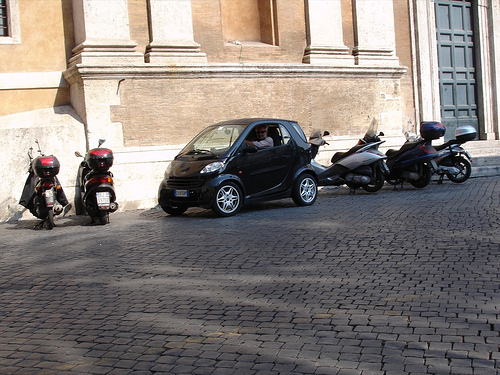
[19,141,69,229]
[75,139,118,225]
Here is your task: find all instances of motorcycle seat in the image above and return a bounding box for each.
[386,142,419,160]
[331,151,346,164]
[433,139,457,151]
[330,144,366,164]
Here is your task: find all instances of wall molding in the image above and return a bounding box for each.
[0,71,67,90]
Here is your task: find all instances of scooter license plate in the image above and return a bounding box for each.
[174,189,189,198]
[96,192,110,208]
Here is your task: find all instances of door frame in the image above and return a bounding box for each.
[409,0,500,140]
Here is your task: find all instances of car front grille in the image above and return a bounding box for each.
[166,177,205,190]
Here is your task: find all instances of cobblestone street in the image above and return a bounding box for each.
[1,176,499,375]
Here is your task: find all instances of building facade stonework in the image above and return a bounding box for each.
[0,0,499,221]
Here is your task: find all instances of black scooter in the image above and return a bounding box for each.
[19,141,69,229]
[384,122,445,188]
[75,139,118,225]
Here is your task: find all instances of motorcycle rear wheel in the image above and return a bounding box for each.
[98,210,109,225]
[409,163,432,188]
[46,210,54,230]
[362,169,385,193]
[446,156,471,183]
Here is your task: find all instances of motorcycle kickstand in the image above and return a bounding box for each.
[438,175,444,185]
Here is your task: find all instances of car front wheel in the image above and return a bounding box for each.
[292,174,317,206]
[212,182,243,217]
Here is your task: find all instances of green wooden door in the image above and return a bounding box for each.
[435,0,479,140]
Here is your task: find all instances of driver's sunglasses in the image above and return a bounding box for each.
[256,130,267,134]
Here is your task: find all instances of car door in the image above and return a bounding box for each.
[240,123,295,197]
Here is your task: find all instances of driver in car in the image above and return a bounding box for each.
[245,125,274,149]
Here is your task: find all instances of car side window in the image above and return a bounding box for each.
[279,125,291,145]
[266,125,282,147]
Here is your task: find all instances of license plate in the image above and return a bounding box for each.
[44,189,54,198]
[96,192,110,207]
[174,189,189,198]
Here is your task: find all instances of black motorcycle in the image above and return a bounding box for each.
[75,139,118,225]
[19,141,69,229]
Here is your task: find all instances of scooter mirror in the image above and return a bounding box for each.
[98,139,106,147]
[75,151,83,158]
[379,132,385,136]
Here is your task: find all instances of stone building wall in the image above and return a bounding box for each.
[112,72,405,148]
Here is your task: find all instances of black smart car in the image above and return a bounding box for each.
[158,118,318,217]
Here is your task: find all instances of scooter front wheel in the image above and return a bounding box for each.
[446,156,471,183]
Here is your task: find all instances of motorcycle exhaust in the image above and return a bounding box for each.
[436,166,460,175]
[345,173,371,185]
[109,202,119,213]
[401,171,420,181]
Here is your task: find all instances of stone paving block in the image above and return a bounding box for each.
[0,176,499,374]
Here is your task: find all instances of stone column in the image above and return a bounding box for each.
[69,0,143,66]
[145,0,207,64]
[303,0,354,66]
[491,0,500,139]
[476,0,497,139]
[352,0,399,66]
[410,0,441,122]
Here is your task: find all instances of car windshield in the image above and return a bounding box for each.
[180,124,247,157]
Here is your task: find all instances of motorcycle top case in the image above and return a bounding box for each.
[420,121,446,140]
[455,125,477,143]
[86,148,114,171]
[32,155,60,177]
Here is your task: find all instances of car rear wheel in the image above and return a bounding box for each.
[212,182,243,217]
[292,174,317,206]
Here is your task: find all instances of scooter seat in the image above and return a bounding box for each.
[433,139,456,151]
[386,149,399,158]
[331,152,346,164]
[386,142,419,160]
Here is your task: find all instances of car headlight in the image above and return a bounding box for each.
[201,161,225,174]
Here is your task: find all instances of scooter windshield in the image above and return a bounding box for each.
[180,124,246,157]
[364,118,378,139]
[362,118,380,143]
